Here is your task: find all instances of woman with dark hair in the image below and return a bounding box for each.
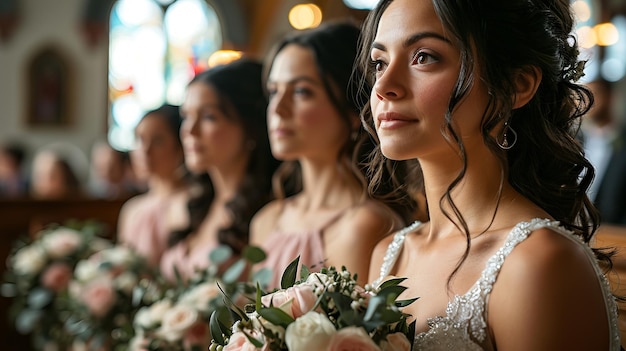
[118,104,189,267]
[250,21,408,290]
[160,58,279,282]
[361,0,621,349]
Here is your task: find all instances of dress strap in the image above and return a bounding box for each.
[373,221,423,287]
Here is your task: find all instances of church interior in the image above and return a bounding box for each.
[1,0,626,349]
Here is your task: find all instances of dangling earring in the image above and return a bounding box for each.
[497,120,517,150]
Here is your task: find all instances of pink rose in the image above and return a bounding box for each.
[381,332,411,351]
[223,331,261,351]
[261,284,317,318]
[327,327,381,351]
[40,263,72,292]
[183,321,210,348]
[80,278,117,318]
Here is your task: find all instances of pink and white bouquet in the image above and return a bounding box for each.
[61,245,158,350]
[209,257,416,351]
[130,245,268,351]
[1,221,112,350]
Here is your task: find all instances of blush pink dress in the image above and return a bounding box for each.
[118,194,171,267]
[159,235,219,283]
[259,208,347,290]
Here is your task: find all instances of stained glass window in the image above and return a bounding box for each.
[108,0,222,150]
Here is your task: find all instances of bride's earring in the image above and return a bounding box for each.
[497,120,517,150]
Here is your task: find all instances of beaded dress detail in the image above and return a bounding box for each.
[375,218,621,350]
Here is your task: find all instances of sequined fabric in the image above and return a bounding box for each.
[375,218,621,350]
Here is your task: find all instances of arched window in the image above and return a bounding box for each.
[108,0,222,151]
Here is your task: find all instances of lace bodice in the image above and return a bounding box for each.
[375,218,621,350]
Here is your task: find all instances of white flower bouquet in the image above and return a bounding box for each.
[130,245,268,351]
[61,245,158,350]
[1,221,113,350]
[209,257,416,351]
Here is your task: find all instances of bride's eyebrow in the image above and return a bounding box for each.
[371,31,452,52]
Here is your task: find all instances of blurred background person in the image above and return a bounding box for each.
[87,139,141,200]
[117,104,190,267]
[0,141,30,198]
[160,58,279,283]
[582,78,626,225]
[30,142,87,200]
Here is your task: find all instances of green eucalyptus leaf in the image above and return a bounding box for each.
[209,245,233,265]
[16,309,42,334]
[242,246,266,264]
[257,307,295,328]
[210,310,226,345]
[222,259,246,284]
[1,283,17,297]
[280,256,300,289]
[396,297,419,307]
[377,285,407,301]
[252,267,272,289]
[300,265,311,280]
[378,277,407,289]
[27,288,53,309]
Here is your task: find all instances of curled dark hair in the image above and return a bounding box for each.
[357,0,609,275]
[169,59,279,254]
[264,20,415,223]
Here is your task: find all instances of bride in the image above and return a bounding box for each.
[358,0,621,349]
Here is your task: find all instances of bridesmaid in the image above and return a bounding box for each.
[250,21,411,289]
[117,104,189,267]
[160,58,279,282]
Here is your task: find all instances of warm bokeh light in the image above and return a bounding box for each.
[207,50,243,68]
[288,4,322,30]
[576,25,597,49]
[572,0,591,23]
[595,22,619,46]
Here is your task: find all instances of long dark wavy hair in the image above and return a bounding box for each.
[357,0,612,276]
[263,21,415,223]
[169,59,280,254]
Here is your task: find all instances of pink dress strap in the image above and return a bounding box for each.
[259,206,349,290]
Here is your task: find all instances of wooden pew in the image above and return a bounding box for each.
[0,197,127,350]
[594,225,626,346]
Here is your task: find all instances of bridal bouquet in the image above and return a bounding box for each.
[209,257,416,351]
[1,221,112,350]
[130,245,268,351]
[61,245,158,350]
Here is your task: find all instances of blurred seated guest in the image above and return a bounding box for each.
[87,139,142,200]
[160,58,278,283]
[117,104,190,268]
[581,78,626,225]
[0,141,30,198]
[30,142,87,200]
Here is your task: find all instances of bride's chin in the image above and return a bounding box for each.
[379,146,414,161]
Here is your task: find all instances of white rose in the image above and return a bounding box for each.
[101,246,136,266]
[178,281,220,313]
[306,272,330,290]
[135,299,173,329]
[158,303,199,342]
[115,272,137,294]
[12,245,47,275]
[285,311,336,351]
[41,228,83,258]
[74,259,99,283]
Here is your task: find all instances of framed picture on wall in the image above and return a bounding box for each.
[25,45,73,127]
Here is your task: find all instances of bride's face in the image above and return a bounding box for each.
[369,0,489,162]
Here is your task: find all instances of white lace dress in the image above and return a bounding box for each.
[374,218,621,350]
